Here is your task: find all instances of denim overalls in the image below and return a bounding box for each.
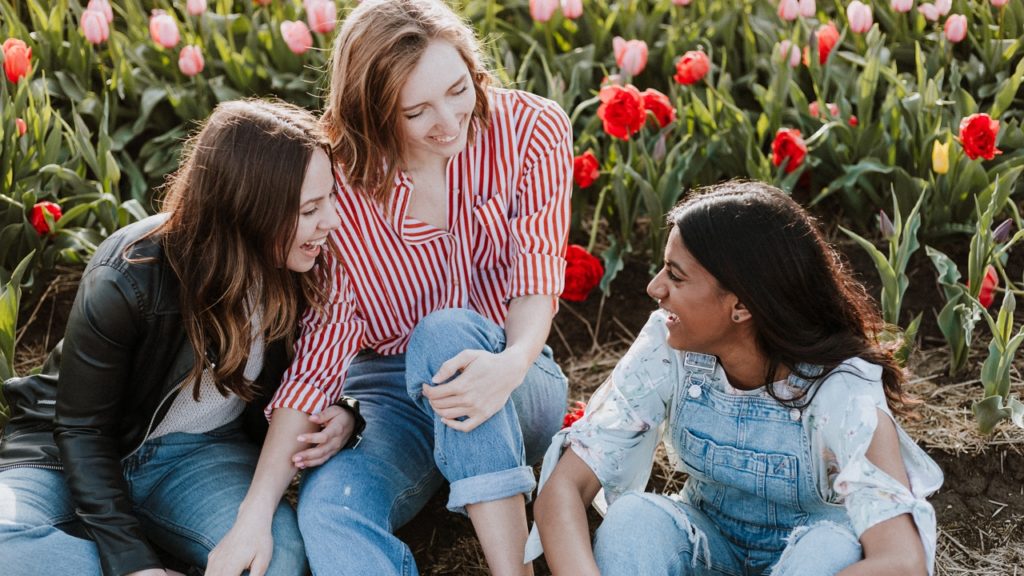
[593,353,863,576]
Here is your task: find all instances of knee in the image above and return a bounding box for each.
[772,521,862,576]
[406,309,496,360]
[595,492,679,552]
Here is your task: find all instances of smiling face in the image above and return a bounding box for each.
[286,148,341,273]
[397,40,477,170]
[647,227,741,354]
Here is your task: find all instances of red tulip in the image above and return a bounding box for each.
[613,37,648,77]
[562,245,604,302]
[15,117,26,136]
[771,128,807,173]
[804,22,839,65]
[2,38,32,83]
[673,50,710,85]
[573,151,600,189]
[30,201,62,236]
[641,88,676,128]
[958,113,1002,161]
[976,266,998,308]
[562,401,587,429]
[596,84,646,140]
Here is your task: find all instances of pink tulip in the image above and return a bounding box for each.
[178,45,204,77]
[280,20,313,54]
[944,14,967,43]
[529,0,559,23]
[891,0,913,13]
[918,3,940,20]
[15,118,26,136]
[613,37,648,77]
[561,0,583,19]
[847,1,873,33]
[935,0,952,13]
[778,0,800,21]
[991,0,1009,7]
[80,9,110,45]
[149,10,180,49]
[86,0,113,23]
[777,40,801,67]
[305,0,337,34]
[672,0,693,5]
[798,0,816,18]
[186,0,208,16]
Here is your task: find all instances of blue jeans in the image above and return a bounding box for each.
[593,493,862,576]
[298,308,568,576]
[0,419,307,576]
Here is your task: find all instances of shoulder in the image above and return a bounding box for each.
[612,311,685,399]
[87,214,169,271]
[486,88,571,140]
[812,358,887,410]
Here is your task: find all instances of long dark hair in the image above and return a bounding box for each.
[669,180,909,412]
[137,99,332,401]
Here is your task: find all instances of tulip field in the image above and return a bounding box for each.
[2,0,1024,573]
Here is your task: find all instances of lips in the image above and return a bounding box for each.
[429,134,457,144]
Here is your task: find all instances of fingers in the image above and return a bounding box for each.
[249,552,271,576]
[441,415,481,432]
[432,350,479,383]
[292,437,345,468]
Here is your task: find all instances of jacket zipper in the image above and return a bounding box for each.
[120,377,186,462]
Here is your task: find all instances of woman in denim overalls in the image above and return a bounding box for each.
[530,181,942,576]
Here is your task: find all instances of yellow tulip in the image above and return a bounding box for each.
[932,140,949,175]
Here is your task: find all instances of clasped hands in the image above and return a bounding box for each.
[420,349,529,432]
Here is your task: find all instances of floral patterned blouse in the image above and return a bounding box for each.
[527,311,944,574]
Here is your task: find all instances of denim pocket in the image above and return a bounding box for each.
[679,430,801,510]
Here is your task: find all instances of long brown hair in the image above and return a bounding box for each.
[669,181,910,413]
[142,99,332,401]
[321,0,492,203]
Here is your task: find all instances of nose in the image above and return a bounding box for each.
[321,204,341,232]
[437,104,461,133]
[647,272,665,301]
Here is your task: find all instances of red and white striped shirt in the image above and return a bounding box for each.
[268,88,573,415]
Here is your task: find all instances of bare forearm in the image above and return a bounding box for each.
[535,482,599,576]
[237,408,318,519]
[838,558,926,576]
[503,294,555,371]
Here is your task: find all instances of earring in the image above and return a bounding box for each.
[732,314,741,321]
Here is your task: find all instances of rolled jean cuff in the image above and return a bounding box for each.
[446,465,537,516]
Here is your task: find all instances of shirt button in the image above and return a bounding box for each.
[687,384,702,398]
[790,408,801,421]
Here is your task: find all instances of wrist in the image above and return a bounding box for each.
[333,395,365,449]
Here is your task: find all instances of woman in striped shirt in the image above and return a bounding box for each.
[258,1,572,574]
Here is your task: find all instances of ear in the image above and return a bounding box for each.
[730,300,752,323]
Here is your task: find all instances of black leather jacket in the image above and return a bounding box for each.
[1,215,295,575]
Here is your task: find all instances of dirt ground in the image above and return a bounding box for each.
[8,237,1024,576]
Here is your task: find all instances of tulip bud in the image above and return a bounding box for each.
[847,1,873,34]
[280,20,313,55]
[991,0,1009,7]
[879,210,895,239]
[932,140,950,175]
[149,10,180,49]
[777,40,801,68]
[30,201,62,236]
[672,0,693,5]
[613,37,649,77]
[891,0,913,13]
[80,9,110,45]
[2,38,32,83]
[944,14,967,43]
[992,219,1013,243]
[306,0,337,34]
[15,117,26,137]
[529,0,559,23]
[778,0,800,21]
[187,0,208,16]
[561,0,583,19]
[86,0,113,23]
[178,45,204,77]
[935,0,952,14]
[798,0,815,18]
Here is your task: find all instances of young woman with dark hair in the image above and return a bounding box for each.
[255,1,573,574]
[0,99,360,576]
[532,181,943,576]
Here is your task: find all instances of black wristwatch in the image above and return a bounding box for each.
[334,394,366,450]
